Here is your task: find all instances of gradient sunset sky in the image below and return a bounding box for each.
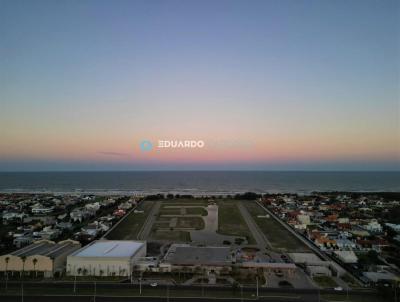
[1,0,399,171]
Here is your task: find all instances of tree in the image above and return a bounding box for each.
[32,258,38,277]
[4,256,10,290]
[21,256,26,278]
[5,256,10,272]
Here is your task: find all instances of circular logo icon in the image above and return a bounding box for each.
[140,140,153,151]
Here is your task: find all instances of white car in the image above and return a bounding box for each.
[150,282,158,287]
[334,286,343,291]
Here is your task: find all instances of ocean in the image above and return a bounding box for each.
[0,171,399,195]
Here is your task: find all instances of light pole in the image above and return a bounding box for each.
[139,276,142,295]
[73,274,77,293]
[94,281,96,302]
[21,280,24,302]
[256,276,259,298]
[167,283,170,302]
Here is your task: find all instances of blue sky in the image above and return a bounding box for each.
[0,0,399,171]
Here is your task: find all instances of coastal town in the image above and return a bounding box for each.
[0,192,399,301]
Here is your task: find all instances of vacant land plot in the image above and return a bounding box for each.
[313,276,338,288]
[217,200,255,244]
[162,198,210,206]
[150,229,190,242]
[244,201,309,252]
[186,207,208,216]
[106,201,153,240]
[158,208,181,215]
[177,217,205,229]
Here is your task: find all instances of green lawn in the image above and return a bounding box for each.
[177,217,205,229]
[186,207,208,216]
[158,208,181,215]
[105,201,153,240]
[322,294,387,302]
[243,201,309,252]
[162,198,210,207]
[150,230,190,242]
[217,200,255,244]
[313,276,338,288]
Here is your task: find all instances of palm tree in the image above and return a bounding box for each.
[5,256,10,272]
[32,258,38,278]
[4,256,10,291]
[21,256,26,278]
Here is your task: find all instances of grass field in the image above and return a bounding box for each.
[150,229,191,242]
[186,207,208,216]
[217,200,255,244]
[243,201,309,252]
[162,198,210,206]
[313,276,338,288]
[158,208,181,215]
[105,201,153,240]
[177,217,205,229]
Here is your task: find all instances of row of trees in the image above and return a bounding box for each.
[3,256,39,277]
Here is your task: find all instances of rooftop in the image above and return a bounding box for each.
[166,245,231,266]
[71,240,144,258]
[11,240,80,258]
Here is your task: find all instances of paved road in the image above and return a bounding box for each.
[0,295,317,302]
[237,201,272,250]
[254,201,363,286]
[137,201,162,240]
[0,281,379,302]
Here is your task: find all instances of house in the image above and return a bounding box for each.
[31,204,54,215]
[364,219,382,233]
[334,251,358,263]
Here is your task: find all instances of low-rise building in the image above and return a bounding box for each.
[67,240,146,277]
[161,244,233,274]
[0,239,81,277]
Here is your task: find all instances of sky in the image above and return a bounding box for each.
[0,0,399,171]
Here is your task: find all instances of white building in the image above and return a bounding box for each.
[297,214,311,225]
[67,240,146,277]
[334,251,358,263]
[364,219,382,233]
[31,204,54,215]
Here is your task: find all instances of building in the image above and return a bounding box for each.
[160,244,233,274]
[297,214,311,225]
[334,251,358,264]
[0,239,81,277]
[66,240,146,277]
[307,265,332,277]
[364,219,382,233]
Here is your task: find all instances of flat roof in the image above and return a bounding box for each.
[11,240,79,258]
[288,253,321,263]
[72,240,144,258]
